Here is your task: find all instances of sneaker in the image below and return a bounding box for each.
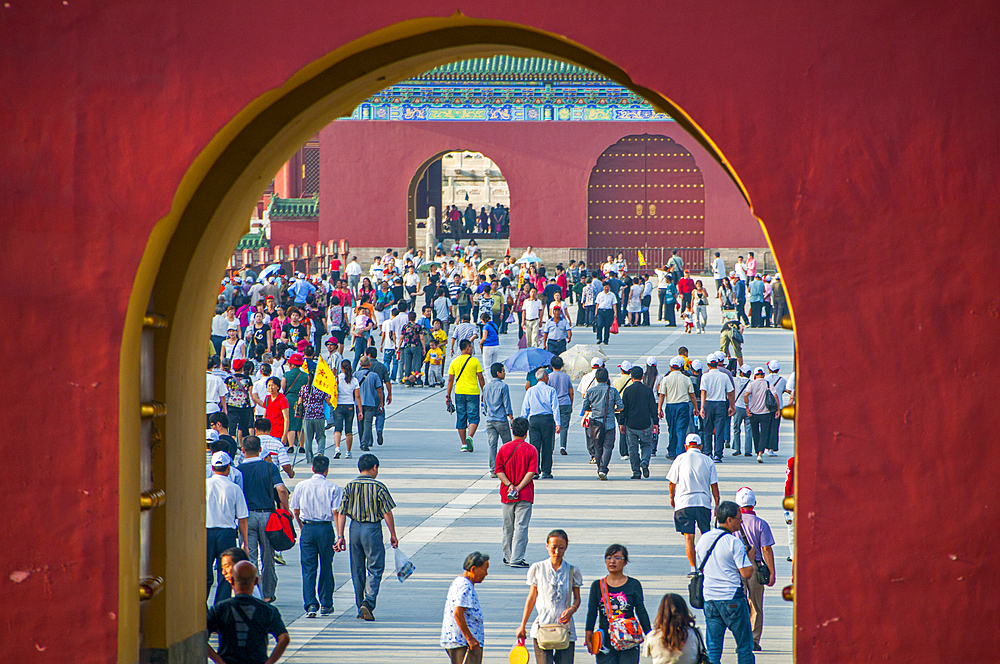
[753,643,762,652]
[274,552,286,565]
[744,452,753,457]
[733,451,741,457]
[358,602,375,621]
[787,557,793,562]
[320,606,334,616]
[346,451,353,458]
[333,449,341,459]
[307,607,318,618]
[757,454,764,463]
[540,473,554,479]
[630,475,642,480]
[510,560,530,569]
[641,464,650,478]
[377,431,384,446]
[490,472,498,478]
[325,422,335,430]
[713,457,721,464]
[589,457,597,464]
[460,444,470,453]
[298,446,306,454]
[560,448,568,455]
[465,436,474,452]
[598,472,607,481]
[724,442,731,448]
[768,450,778,457]
[620,455,629,460]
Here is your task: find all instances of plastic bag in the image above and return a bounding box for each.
[394,547,415,583]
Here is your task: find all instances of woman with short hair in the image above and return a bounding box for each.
[441,551,490,664]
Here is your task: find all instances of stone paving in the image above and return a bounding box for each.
[221,299,795,663]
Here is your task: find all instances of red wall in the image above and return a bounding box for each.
[319,121,760,249]
[1,1,998,662]
[269,220,319,247]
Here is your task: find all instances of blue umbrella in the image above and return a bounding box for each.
[515,255,542,265]
[503,347,554,373]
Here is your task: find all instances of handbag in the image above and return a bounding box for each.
[688,531,728,609]
[599,577,644,650]
[535,624,570,651]
[693,627,711,664]
[740,526,772,585]
[610,317,619,334]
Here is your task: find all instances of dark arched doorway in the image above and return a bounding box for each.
[587,133,706,270]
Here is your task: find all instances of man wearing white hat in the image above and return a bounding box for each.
[666,433,720,573]
[699,355,735,462]
[735,487,776,652]
[765,360,787,456]
[206,451,249,603]
[731,365,754,457]
[658,356,698,459]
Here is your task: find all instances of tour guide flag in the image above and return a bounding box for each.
[312,356,338,399]
[637,250,647,266]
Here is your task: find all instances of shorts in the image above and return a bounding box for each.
[328,330,345,344]
[332,404,355,434]
[674,506,712,535]
[454,393,481,429]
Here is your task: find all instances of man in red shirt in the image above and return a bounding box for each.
[495,417,538,568]
[678,269,696,312]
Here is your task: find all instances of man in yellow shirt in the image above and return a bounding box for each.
[444,339,485,452]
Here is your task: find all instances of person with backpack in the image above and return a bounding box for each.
[764,360,787,457]
[742,368,780,463]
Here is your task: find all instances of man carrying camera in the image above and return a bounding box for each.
[494,417,537,569]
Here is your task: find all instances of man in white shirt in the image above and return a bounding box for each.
[248,417,294,478]
[594,282,618,345]
[520,288,543,348]
[695,501,755,663]
[734,255,747,282]
[290,454,345,617]
[712,252,726,290]
[667,433,720,572]
[345,256,363,295]
[206,451,249,603]
[699,356,735,462]
[206,357,229,427]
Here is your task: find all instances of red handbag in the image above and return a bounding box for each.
[610,318,619,334]
[265,508,297,551]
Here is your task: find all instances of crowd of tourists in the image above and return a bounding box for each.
[204,244,793,664]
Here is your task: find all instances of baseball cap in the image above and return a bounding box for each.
[284,349,294,359]
[206,429,220,442]
[754,366,766,375]
[591,357,604,367]
[707,355,719,365]
[210,451,232,468]
[767,360,781,372]
[736,487,757,507]
[669,356,685,368]
[646,356,657,366]
[690,360,703,371]
[740,364,752,376]
[685,433,702,446]
[619,360,633,372]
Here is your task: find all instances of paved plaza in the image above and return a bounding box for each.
[236,300,794,663]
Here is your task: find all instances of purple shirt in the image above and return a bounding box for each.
[739,510,775,561]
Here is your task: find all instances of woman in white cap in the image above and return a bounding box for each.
[743,368,779,463]
[764,361,786,456]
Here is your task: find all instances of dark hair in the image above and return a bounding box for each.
[511,416,530,438]
[312,455,330,474]
[716,501,741,523]
[260,363,271,376]
[241,435,261,453]
[595,367,610,383]
[208,411,229,428]
[219,547,249,564]
[463,551,490,571]
[459,339,472,352]
[358,453,379,472]
[397,300,409,313]
[550,356,564,370]
[209,440,230,455]
[547,529,569,544]
[491,362,505,378]
[304,345,315,358]
[643,364,659,390]
[408,311,417,321]
[252,417,271,432]
[654,593,695,651]
[266,376,281,389]
[365,347,378,358]
[604,543,629,563]
[243,360,255,374]
[340,359,353,383]
[629,366,644,380]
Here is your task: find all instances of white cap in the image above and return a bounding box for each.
[646,356,657,366]
[685,433,702,446]
[206,429,220,442]
[669,356,685,368]
[591,357,604,367]
[691,360,703,371]
[736,487,757,507]
[715,351,727,363]
[707,354,720,365]
[619,360,633,372]
[767,360,781,372]
[210,451,232,468]
[740,364,752,375]
[754,366,766,375]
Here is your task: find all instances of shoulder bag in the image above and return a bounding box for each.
[600,577,644,650]
[688,531,729,609]
[445,356,472,413]
[536,622,570,651]
[692,627,711,664]
[740,525,772,585]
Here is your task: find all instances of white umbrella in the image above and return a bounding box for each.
[559,343,609,381]
[257,263,282,281]
[515,255,542,265]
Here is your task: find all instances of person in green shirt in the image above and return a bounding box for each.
[445,339,486,452]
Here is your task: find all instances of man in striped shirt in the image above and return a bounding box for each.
[336,453,399,621]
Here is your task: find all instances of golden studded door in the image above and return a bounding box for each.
[587,134,705,266]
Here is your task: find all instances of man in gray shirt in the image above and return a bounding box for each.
[581,367,624,480]
[546,356,574,456]
[481,362,514,478]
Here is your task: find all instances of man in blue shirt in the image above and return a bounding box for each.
[546,356,574,457]
[541,305,572,355]
[731,274,749,325]
[289,276,317,306]
[481,362,514,477]
[748,274,765,327]
[353,356,384,452]
[520,368,561,479]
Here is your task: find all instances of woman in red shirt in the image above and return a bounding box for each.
[255,376,290,443]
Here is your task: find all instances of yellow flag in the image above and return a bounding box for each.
[313,356,339,399]
[638,250,647,266]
